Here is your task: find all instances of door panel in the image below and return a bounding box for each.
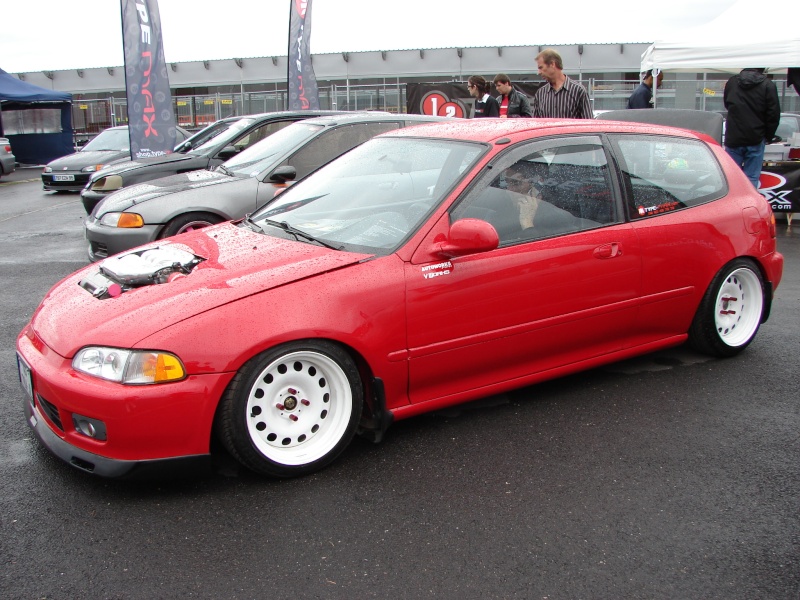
[406,220,640,404]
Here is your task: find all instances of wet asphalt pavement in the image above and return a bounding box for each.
[0,173,798,599]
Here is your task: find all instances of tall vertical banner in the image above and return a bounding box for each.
[120,0,177,159]
[288,0,320,110]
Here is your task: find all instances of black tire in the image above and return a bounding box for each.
[160,212,223,238]
[215,340,364,478]
[688,258,766,357]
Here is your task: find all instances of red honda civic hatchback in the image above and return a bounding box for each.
[16,118,784,479]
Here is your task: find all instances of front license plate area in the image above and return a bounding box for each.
[53,174,75,182]
[16,353,34,403]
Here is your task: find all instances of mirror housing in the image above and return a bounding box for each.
[216,145,239,160]
[438,218,499,258]
[269,165,298,184]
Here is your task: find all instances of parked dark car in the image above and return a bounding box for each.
[80,111,344,214]
[41,125,191,192]
[84,112,446,261]
[0,137,15,178]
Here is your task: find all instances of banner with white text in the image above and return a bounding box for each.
[288,0,320,110]
[120,0,178,159]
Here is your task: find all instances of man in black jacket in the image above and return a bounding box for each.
[723,68,781,188]
[493,74,532,118]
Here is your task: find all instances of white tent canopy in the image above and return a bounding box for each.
[640,0,800,73]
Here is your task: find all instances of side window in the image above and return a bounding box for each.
[610,135,726,219]
[287,122,401,179]
[231,120,293,152]
[452,142,617,245]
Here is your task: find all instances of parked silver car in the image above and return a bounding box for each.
[84,112,446,261]
[0,137,15,177]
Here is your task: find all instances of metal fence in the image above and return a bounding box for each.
[70,79,800,145]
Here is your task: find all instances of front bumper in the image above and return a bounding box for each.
[42,173,91,192]
[81,189,111,215]
[84,215,162,261]
[16,327,235,477]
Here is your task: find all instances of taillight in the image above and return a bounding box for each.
[2,145,10,152]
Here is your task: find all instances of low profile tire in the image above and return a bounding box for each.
[160,212,223,238]
[688,259,765,357]
[216,340,364,478]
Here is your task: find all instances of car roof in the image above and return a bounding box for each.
[298,112,447,127]
[384,118,714,144]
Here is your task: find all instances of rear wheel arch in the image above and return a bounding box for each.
[688,256,767,357]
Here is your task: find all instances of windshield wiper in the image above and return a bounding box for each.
[216,164,235,177]
[242,213,264,234]
[262,219,342,250]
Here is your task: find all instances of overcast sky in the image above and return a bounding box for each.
[3,0,740,74]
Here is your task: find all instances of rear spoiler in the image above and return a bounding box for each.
[597,109,724,145]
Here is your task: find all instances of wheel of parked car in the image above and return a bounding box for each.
[215,340,364,478]
[160,212,223,238]
[689,259,766,357]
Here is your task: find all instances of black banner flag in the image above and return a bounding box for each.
[120,0,178,159]
[760,164,800,213]
[288,0,320,110]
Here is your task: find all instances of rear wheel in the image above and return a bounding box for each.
[688,259,765,357]
[160,212,222,238]
[215,340,363,478]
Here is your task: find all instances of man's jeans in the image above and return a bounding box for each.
[725,142,765,189]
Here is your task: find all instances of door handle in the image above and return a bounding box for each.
[593,242,622,259]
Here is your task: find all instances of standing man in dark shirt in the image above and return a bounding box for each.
[627,70,664,109]
[492,73,532,118]
[532,49,593,119]
[723,67,781,188]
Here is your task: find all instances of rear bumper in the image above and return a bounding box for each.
[0,155,15,174]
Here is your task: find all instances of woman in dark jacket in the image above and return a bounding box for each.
[468,76,500,118]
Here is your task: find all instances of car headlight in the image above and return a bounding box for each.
[81,164,107,173]
[72,347,186,384]
[43,166,53,173]
[99,212,145,228]
[89,174,123,192]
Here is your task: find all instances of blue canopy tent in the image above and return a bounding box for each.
[0,68,73,165]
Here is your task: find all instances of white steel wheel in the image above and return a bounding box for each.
[689,259,765,358]
[713,267,763,347]
[217,341,363,477]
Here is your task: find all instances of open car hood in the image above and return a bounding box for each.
[30,223,371,357]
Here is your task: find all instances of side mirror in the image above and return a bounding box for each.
[269,165,298,184]
[216,145,239,160]
[438,218,499,258]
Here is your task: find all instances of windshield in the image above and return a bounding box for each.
[223,122,324,177]
[189,119,255,153]
[248,136,486,255]
[184,118,254,153]
[82,128,130,152]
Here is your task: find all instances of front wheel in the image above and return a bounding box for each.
[688,259,765,357]
[215,340,363,478]
[160,212,222,238]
